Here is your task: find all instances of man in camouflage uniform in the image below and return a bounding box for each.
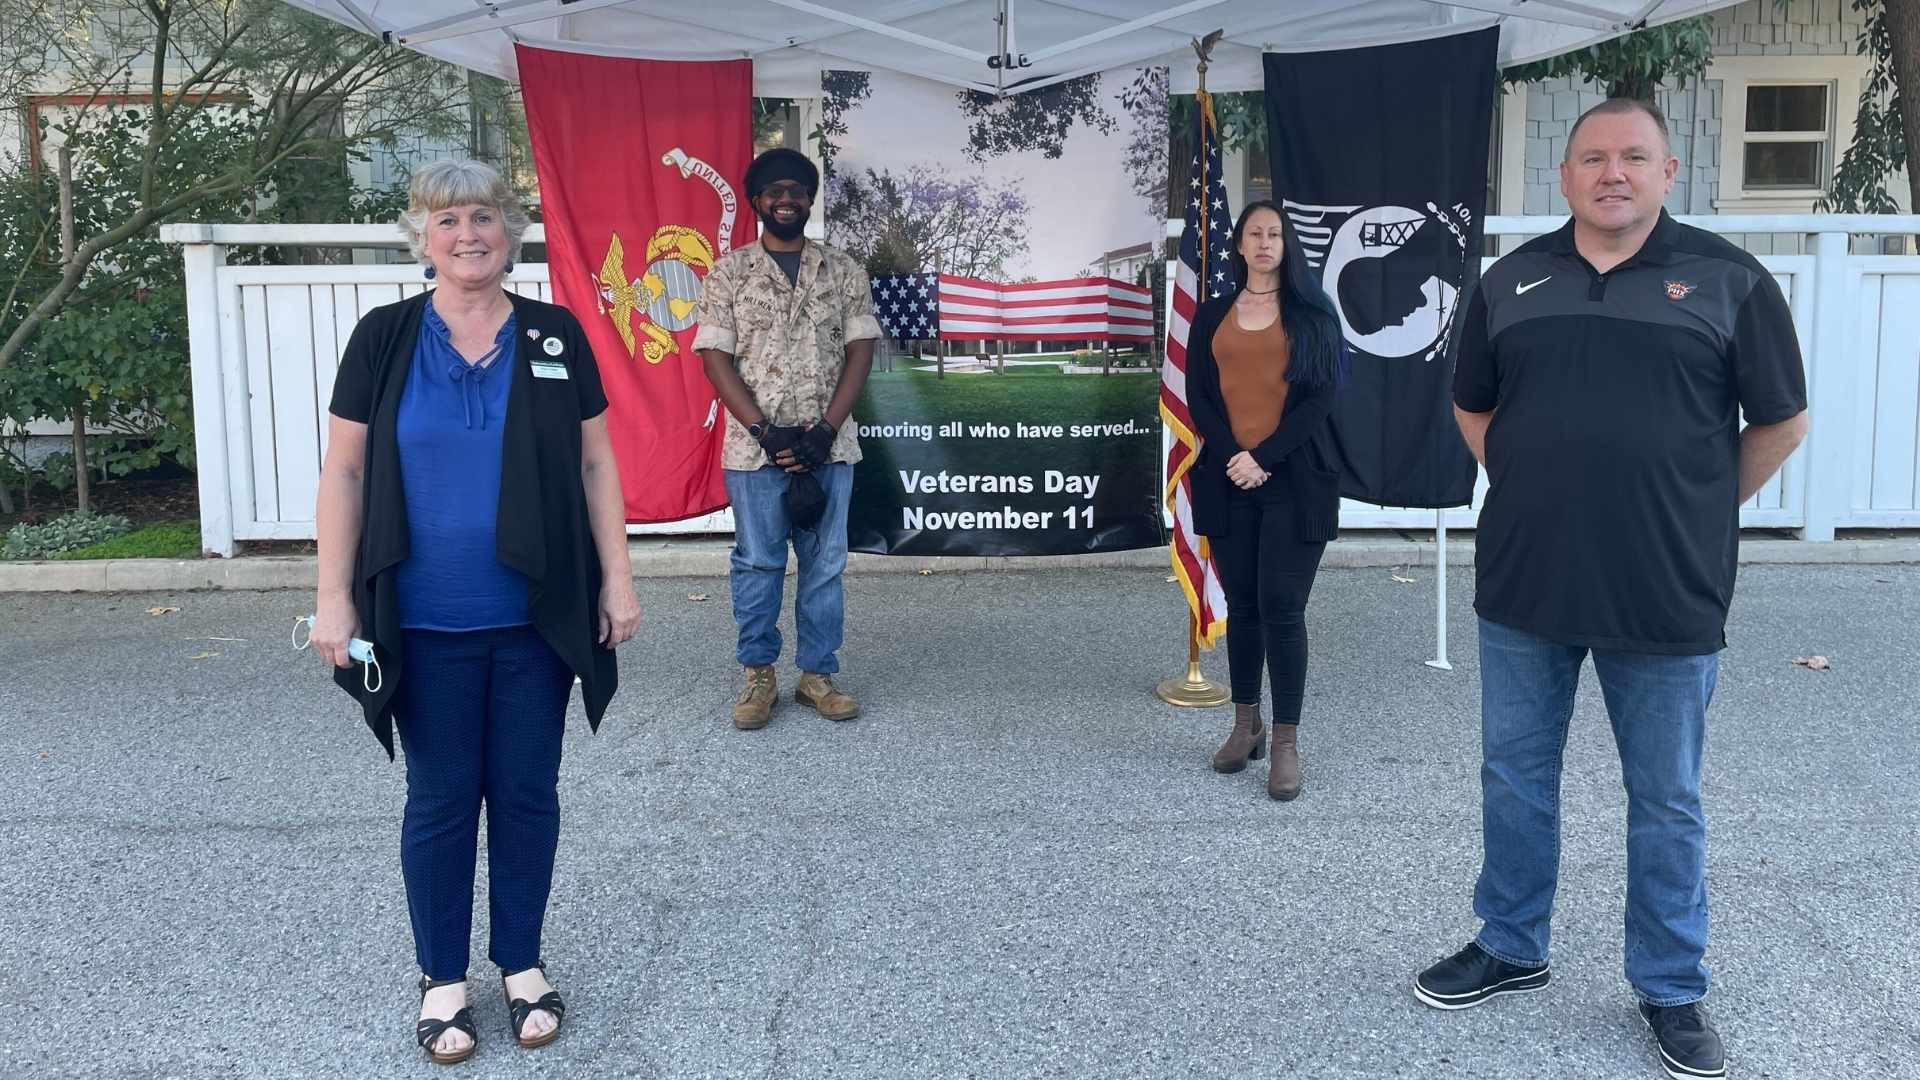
[692,148,881,729]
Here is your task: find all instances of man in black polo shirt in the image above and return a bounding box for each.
[1412,98,1808,1080]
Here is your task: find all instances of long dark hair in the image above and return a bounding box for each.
[1227,200,1349,388]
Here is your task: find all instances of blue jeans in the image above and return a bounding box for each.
[724,463,853,674]
[393,625,574,980]
[1473,617,1718,1006]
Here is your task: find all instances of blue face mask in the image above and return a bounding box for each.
[292,615,383,693]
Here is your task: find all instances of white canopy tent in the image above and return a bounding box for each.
[268,0,1752,674]
[281,0,1743,97]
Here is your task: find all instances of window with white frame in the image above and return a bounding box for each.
[1710,56,1870,211]
[1740,82,1832,192]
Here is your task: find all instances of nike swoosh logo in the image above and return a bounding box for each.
[1516,277,1551,295]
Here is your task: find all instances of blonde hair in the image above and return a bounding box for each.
[398,159,531,264]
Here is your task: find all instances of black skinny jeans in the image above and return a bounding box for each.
[1212,480,1328,724]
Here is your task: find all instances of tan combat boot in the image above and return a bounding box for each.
[732,665,777,730]
[1267,724,1302,801]
[795,672,859,721]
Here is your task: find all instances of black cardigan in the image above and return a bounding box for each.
[326,290,619,757]
[1184,291,1344,542]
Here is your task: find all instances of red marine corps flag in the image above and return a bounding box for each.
[517,46,753,522]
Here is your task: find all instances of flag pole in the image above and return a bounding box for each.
[1156,28,1233,710]
[1424,507,1453,671]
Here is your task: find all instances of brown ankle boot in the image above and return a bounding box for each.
[1211,703,1267,773]
[732,665,777,730]
[1267,724,1301,801]
[795,672,859,721]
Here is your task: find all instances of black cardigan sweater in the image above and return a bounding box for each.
[326,290,619,757]
[1184,290,1344,543]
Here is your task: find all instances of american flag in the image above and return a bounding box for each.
[1160,90,1233,649]
[870,272,1154,342]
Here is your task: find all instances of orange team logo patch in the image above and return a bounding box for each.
[1665,280,1697,301]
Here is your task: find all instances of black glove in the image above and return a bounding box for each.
[757,423,806,462]
[796,420,836,468]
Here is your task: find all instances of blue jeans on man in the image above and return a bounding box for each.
[1473,616,1719,1006]
[723,463,853,673]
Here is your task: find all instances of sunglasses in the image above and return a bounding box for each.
[760,183,813,203]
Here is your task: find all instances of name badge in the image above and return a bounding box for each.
[531,360,570,380]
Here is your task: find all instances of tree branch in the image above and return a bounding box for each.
[0,215,56,327]
[164,14,258,115]
[137,0,175,206]
[0,6,461,370]
[41,53,141,151]
[0,203,165,369]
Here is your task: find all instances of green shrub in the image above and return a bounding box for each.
[1,511,133,559]
[50,520,199,560]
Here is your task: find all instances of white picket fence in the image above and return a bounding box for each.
[165,216,1920,557]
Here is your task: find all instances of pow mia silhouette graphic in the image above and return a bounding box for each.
[1284,200,1475,362]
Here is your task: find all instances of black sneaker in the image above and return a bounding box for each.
[1639,1000,1726,1079]
[1413,941,1551,1010]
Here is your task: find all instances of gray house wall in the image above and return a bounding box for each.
[1516,0,1908,255]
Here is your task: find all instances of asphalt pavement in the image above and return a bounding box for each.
[1,564,1914,1079]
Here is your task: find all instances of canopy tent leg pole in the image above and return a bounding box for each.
[1424,507,1453,671]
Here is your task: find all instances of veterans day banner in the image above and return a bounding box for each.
[824,68,1171,556]
[1264,31,1494,509]
[518,46,753,522]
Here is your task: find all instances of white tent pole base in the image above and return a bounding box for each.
[1424,507,1453,671]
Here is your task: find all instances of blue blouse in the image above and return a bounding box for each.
[393,299,529,631]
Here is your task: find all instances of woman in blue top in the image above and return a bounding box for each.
[310,159,642,1063]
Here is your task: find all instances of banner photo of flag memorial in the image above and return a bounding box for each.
[825,68,1171,557]
[1161,90,1235,650]
[870,274,1154,343]
[517,45,754,523]
[1263,30,1495,510]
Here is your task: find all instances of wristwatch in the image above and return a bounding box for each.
[748,419,770,442]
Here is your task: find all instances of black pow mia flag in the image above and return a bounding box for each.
[1263,29,1496,508]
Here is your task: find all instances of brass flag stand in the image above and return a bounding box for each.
[1156,613,1230,707]
[1155,31,1231,711]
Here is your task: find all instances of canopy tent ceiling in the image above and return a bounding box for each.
[284,0,1743,97]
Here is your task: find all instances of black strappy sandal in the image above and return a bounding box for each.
[415,976,477,1065]
[501,960,566,1049]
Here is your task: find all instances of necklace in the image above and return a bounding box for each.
[1242,284,1280,295]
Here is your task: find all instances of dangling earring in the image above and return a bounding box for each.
[424,264,436,280]
[503,260,514,275]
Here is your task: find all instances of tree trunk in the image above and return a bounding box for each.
[1608,75,1659,103]
[58,146,89,515]
[72,400,91,515]
[1887,0,1920,217]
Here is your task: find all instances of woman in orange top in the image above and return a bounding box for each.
[1184,201,1349,800]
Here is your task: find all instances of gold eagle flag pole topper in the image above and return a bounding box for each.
[1157,30,1232,709]
[595,147,736,364]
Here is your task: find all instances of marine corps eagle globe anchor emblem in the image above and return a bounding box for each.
[595,146,739,364]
